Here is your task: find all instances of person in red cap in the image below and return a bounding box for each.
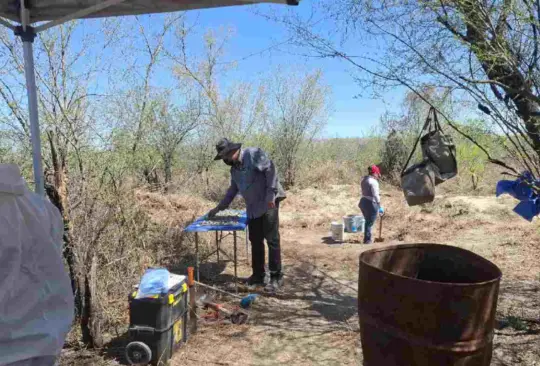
[359,165,383,244]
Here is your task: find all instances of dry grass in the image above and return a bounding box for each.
[59,177,540,366]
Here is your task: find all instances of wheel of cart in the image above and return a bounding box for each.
[125,341,152,365]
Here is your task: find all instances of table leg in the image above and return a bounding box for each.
[188,267,197,334]
[216,231,219,263]
[234,231,238,294]
[245,226,249,265]
[195,232,200,282]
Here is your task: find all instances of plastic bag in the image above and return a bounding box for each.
[136,268,170,299]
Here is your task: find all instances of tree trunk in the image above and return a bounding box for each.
[46,131,82,316]
[284,156,295,188]
[471,173,479,190]
[143,167,159,186]
[45,183,81,315]
[81,254,104,348]
[457,2,540,156]
[164,154,172,185]
[47,130,103,348]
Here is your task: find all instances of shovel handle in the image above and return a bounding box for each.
[378,214,383,239]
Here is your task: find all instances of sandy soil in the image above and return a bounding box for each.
[59,184,540,366]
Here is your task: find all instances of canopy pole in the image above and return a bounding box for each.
[15,26,44,196]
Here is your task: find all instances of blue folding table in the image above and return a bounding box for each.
[184,210,248,292]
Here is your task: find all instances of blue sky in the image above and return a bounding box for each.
[136,2,405,138]
[16,1,404,139]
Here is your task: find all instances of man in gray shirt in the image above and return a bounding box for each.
[208,138,286,291]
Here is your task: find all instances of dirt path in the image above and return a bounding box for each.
[172,190,540,366]
[173,229,364,366]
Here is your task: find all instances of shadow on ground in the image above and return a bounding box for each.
[168,260,228,281]
[101,332,130,365]
[491,280,540,366]
[171,252,361,366]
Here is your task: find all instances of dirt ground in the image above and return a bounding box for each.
[60,184,540,365]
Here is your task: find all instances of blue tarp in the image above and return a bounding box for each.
[496,171,540,221]
[184,210,248,232]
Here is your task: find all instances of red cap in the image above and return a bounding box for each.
[369,165,381,177]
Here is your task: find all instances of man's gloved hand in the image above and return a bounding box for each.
[378,206,385,216]
[207,207,220,218]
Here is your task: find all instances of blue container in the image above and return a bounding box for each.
[343,215,358,233]
[354,216,365,233]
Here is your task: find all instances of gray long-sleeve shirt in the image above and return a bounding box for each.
[361,175,380,204]
[217,148,286,219]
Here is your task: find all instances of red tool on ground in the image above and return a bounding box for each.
[197,294,249,325]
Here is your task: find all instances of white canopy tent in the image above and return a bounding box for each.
[0,0,298,196]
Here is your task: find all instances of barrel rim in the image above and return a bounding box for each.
[359,243,502,287]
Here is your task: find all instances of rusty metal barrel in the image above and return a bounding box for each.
[358,243,502,366]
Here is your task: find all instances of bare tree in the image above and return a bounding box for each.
[0,19,127,348]
[170,25,272,191]
[151,92,201,185]
[268,69,329,187]
[130,15,181,154]
[171,26,269,137]
[275,0,540,175]
[380,129,408,184]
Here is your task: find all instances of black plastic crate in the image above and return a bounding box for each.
[126,277,189,365]
[128,279,188,330]
[126,311,188,365]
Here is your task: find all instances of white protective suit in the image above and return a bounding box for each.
[0,165,74,365]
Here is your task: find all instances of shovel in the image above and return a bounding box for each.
[374,212,384,243]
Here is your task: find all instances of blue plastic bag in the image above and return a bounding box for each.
[137,268,170,298]
[513,200,540,222]
[496,171,540,221]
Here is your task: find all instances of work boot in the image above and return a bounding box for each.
[245,275,265,288]
[264,276,284,293]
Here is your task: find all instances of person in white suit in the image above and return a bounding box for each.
[0,164,74,366]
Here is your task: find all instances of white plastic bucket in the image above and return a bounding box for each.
[331,222,344,242]
[343,215,358,233]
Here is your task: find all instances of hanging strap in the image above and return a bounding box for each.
[431,107,442,132]
[430,107,458,163]
[400,109,433,176]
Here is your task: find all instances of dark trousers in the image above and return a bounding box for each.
[359,197,379,244]
[248,203,281,279]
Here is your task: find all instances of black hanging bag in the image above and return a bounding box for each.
[420,108,457,184]
[400,107,456,206]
